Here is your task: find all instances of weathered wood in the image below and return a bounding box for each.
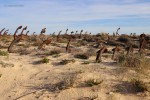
[66,39,71,53]
[96,46,107,62]
[112,45,120,60]
[8,26,23,53]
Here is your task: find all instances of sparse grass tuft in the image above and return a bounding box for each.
[130,78,148,92]
[0,61,14,68]
[0,50,9,56]
[118,54,150,69]
[82,61,91,64]
[53,75,76,90]
[86,48,96,56]
[49,49,61,55]
[102,54,111,58]
[75,70,84,74]
[96,59,102,63]
[85,79,103,87]
[74,53,89,59]
[19,49,31,55]
[41,58,49,64]
[51,43,59,46]
[77,40,88,46]
[78,95,98,100]
[59,59,75,65]
[52,54,61,58]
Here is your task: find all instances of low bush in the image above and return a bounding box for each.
[53,75,76,91]
[117,35,131,43]
[130,79,148,92]
[118,54,150,68]
[59,59,75,65]
[48,49,61,55]
[74,53,89,59]
[86,48,96,56]
[41,58,49,64]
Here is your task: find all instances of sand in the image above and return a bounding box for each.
[0,44,150,100]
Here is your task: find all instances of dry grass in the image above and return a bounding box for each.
[86,48,96,56]
[40,58,50,64]
[115,78,149,93]
[82,61,91,64]
[85,79,103,87]
[0,50,9,56]
[57,76,75,90]
[0,61,14,68]
[78,96,98,100]
[117,35,131,43]
[48,49,61,55]
[118,54,150,69]
[74,53,89,59]
[59,59,75,65]
[130,78,148,92]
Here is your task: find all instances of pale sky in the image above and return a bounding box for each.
[0,0,150,34]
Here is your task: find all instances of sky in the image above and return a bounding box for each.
[0,0,150,34]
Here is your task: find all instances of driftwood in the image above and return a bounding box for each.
[32,32,36,36]
[65,29,68,34]
[113,32,115,37]
[39,28,47,41]
[57,30,62,42]
[20,26,27,35]
[26,31,29,35]
[116,27,120,36]
[75,31,78,34]
[112,45,120,60]
[71,31,74,35]
[96,46,107,62]
[126,45,133,55]
[38,37,51,49]
[139,33,146,53]
[66,39,71,53]
[0,28,5,35]
[40,28,46,34]
[79,29,83,39]
[3,29,9,36]
[8,26,23,53]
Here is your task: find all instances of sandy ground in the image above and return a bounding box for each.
[0,44,150,100]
